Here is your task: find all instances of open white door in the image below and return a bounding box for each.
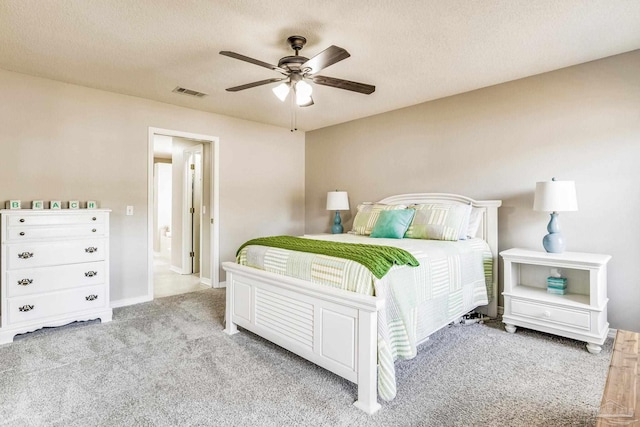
[182,144,203,275]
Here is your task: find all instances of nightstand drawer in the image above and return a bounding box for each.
[511,299,590,330]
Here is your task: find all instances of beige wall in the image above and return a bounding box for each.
[0,69,305,304]
[305,50,640,331]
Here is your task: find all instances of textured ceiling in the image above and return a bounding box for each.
[1,1,639,131]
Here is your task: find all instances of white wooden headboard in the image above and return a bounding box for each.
[377,193,502,317]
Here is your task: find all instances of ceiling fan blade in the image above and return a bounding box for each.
[311,75,375,95]
[301,46,350,74]
[219,51,288,74]
[225,78,286,92]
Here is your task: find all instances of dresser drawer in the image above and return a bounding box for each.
[5,239,106,269]
[6,261,105,297]
[7,224,106,241]
[511,298,590,330]
[7,284,107,325]
[7,213,105,227]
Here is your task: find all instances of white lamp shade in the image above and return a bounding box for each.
[326,191,349,211]
[533,179,578,212]
[272,82,290,102]
[295,80,313,106]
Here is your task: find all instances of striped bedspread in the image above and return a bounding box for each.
[237,234,493,401]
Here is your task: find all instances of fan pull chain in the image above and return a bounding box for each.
[290,89,297,132]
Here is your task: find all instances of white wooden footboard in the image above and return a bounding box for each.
[223,261,384,414]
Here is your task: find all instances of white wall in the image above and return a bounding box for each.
[0,69,305,305]
[305,50,640,331]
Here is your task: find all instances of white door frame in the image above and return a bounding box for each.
[147,127,220,300]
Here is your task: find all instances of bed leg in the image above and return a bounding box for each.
[223,274,238,336]
[353,310,381,414]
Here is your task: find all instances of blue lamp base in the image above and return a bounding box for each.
[331,211,343,234]
[542,212,565,253]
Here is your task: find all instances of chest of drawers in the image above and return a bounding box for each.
[0,209,113,344]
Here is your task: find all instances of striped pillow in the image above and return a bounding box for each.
[404,203,472,241]
[350,203,407,236]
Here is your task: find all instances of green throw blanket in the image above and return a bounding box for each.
[236,235,419,279]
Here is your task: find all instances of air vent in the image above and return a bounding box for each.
[172,86,208,97]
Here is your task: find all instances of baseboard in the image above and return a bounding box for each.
[200,277,212,287]
[169,266,184,274]
[110,294,153,309]
[217,280,227,288]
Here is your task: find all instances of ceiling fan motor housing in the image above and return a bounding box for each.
[278,55,309,72]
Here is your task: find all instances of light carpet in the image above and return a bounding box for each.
[0,288,611,426]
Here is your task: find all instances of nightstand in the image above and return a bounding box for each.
[500,248,610,354]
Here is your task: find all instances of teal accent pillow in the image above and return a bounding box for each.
[370,209,415,239]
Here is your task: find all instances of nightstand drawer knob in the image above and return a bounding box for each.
[19,232,25,236]
[19,218,25,223]
[543,310,551,318]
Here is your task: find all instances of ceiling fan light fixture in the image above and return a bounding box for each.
[272,82,290,102]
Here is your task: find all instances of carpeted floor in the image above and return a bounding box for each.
[0,288,611,426]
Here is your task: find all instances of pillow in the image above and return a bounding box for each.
[466,207,483,238]
[350,203,407,235]
[370,209,416,239]
[457,203,473,240]
[404,203,472,241]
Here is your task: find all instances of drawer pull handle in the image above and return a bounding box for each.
[17,279,33,286]
[19,304,34,312]
[92,228,97,232]
[85,271,98,277]
[92,217,97,221]
[19,218,25,223]
[85,294,98,301]
[85,247,98,253]
[18,252,34,259]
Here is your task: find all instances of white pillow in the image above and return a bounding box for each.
[466,207,483,238]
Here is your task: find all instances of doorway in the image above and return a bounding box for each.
[147,128,220,300]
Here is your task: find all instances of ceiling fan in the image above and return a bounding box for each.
[220,36,375,107]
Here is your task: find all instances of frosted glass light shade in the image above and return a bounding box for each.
[295,80,313,106]
[272,82,290,102]
[326,191,349,211]
[533,179,578,212]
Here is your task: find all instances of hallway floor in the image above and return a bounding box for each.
[153,253,208,298]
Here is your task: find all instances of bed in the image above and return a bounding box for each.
[223,193,501,414]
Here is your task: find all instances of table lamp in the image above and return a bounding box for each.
[533,178,578,253]
[326,191,349,234]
